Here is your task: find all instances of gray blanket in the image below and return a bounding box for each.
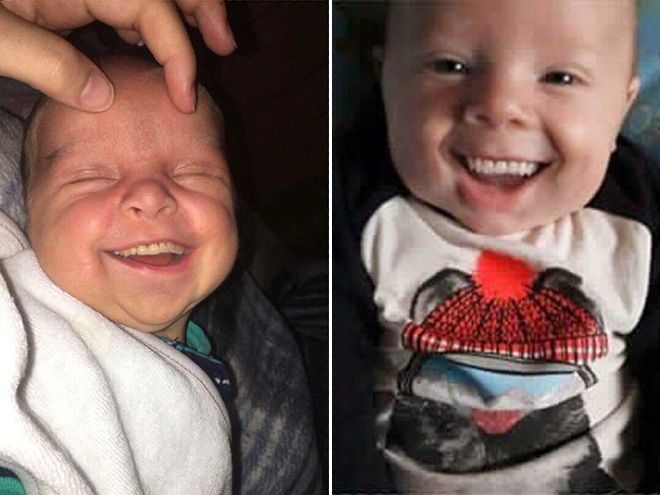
[0,111,26,231]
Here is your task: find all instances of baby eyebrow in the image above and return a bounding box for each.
[41,143,71,166]
[41,140,90,167]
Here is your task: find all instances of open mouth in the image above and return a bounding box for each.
[455,153,549,186]
[109,241,187,268]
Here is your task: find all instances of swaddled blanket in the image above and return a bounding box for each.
[0,210,231,494]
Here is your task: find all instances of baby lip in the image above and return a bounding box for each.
[123,252,184,267]
[451,135,553,161]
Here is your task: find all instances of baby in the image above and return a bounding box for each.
[0,56,236,494]
[24,56,237,344]
[336,0,660,492]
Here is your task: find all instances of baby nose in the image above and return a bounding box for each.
[463,73,531,128]
[120,179,177,219]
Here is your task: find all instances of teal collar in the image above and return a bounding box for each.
[158,320,212,357]
[184,320,212,356]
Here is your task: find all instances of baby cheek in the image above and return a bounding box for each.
[214,212,238,267]
[392,111,440,180]
[51,203,115,257]
[195,226,238,300]
[554,107,617,158]
[195,200,238,266]
[553,154,608,210]
[193,193,235,233]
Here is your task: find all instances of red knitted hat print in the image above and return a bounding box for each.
[402,250,607,365]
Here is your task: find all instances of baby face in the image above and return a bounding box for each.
[381,0,639,235]
[27,66,237,340]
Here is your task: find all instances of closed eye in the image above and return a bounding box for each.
[67,176,116,184]
[54,163,118,186]
[174,167,218,175]
[172,169,226,182]
[171,166,230,194]
[173,160,227,178]
[64,171,118,186]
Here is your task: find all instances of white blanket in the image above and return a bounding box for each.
[0,211,231,494]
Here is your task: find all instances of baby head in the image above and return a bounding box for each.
[23,56,238,341]
[380,0,639,235]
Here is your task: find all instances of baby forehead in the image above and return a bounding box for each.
[36,86,223,148]
[387,0,635,38]
[28,104,224,182]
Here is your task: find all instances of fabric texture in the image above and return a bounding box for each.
[364,196,647,492]
[0,111,26,230]
[0,319,234,495]
[0,210,232,495]
[193,269,323,495]
[269,258,329,487]
[159,320,233,401]
[0,477,24,495]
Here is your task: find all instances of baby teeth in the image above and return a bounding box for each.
[112,242,185,258]
[466,157,539,177]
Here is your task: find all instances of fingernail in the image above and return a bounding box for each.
[79,71,114,111]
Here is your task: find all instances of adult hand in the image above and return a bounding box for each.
[0,0,235,113]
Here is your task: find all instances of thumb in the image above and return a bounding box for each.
[0,6,114,112]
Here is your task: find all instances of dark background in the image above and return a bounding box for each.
[202,1,328,261]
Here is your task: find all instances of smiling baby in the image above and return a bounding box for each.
[0,55,235,494]
[23,55,237,343]
[337,0,660,492]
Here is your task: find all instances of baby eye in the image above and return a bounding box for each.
[429,58,469,75]
[69,175,113,184]
[60,176,116,195]
[172,168,222,180]
[65,171,117,186]
[541,71,578,86]
[172,165,229,193]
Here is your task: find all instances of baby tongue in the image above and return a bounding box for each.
[129,253,177,267]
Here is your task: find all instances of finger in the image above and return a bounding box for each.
[183,13,198,28]
[0,6,114,112]
[1,0,94,30]
[134,1,196,113]
[115,28,143,45]
[176,0,236,55]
